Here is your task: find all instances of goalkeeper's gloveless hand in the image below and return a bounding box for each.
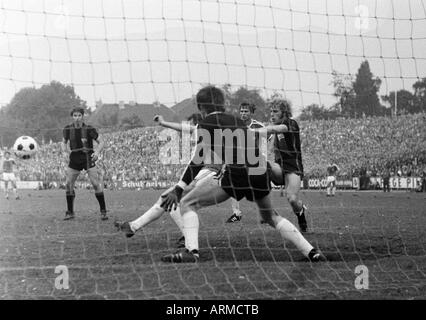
[91,152,99,162]
[160,185,184,212]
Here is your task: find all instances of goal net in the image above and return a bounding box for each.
[0,0,425,300]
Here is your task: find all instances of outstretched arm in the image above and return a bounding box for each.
[160,127,207,211]
[154,115,196,133]
[250,124,288,135]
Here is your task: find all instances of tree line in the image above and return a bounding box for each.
[299,60,426,121]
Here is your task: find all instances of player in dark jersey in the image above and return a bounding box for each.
[62,107,107,220]
[0,151,20,200]
[382,168,391,192]
[252,99,308,232]
[326,163,339,196]
[226,102,265,223]
[159,86,324,263]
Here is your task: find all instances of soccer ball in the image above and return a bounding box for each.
[13,136,38,159]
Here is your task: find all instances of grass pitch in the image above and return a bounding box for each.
[1,189,425,299]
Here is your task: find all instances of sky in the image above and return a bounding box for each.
[0,0,425,115]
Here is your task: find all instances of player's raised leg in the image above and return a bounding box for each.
[115,184,187,243]
[116,186,175,237]
[64,167,79,220]
[115,169,218,246]
[87,166,108,220]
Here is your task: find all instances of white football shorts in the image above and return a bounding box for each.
[327,176,336,183]
[2,172,17,182]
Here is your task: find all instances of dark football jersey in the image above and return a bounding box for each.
[63,123,98,154]
[274,118,303,164]
[2,159,15,173]
[181,112,263,185]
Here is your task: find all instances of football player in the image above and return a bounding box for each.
[251,99,308,233]
[0,151,20,200]
[114,113,216,248]
[326,163,339,196]
[159,86,325,263]
[226,102,265,223]
[62,107,107,220]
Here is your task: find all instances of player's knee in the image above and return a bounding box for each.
[287,193,298,205]
[65,182,74,192]
[180,198,197,212]
[93,183,102,192]
[259,210,278,227]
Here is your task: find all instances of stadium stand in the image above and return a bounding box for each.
[12,113,426,191]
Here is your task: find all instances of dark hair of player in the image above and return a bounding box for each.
[196,85,225,114]
[239,102,256,114]
[70,106,85,116]
[268,99,292,118]
[187,113,203,125]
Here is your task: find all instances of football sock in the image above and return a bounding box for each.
[332,187,336,195]
[327,187,331,195]
[130,203,163,231]
[169,206,185,235]
[276,218,313,257]
[182,210,199,252]
[95,192,106,211]
[66,191,75,212]
[231,198,241,215]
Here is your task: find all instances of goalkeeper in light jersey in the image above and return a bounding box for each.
[114,113,222,248]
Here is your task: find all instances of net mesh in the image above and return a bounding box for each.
[0,0,426,300]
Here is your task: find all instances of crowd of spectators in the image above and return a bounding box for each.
[301,113,426,180]
[7,126,184,187]
[5,113,426,189]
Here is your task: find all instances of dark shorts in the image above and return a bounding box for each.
[69,153,96,171]
[276,159,304,177]
[220,167,271,202]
